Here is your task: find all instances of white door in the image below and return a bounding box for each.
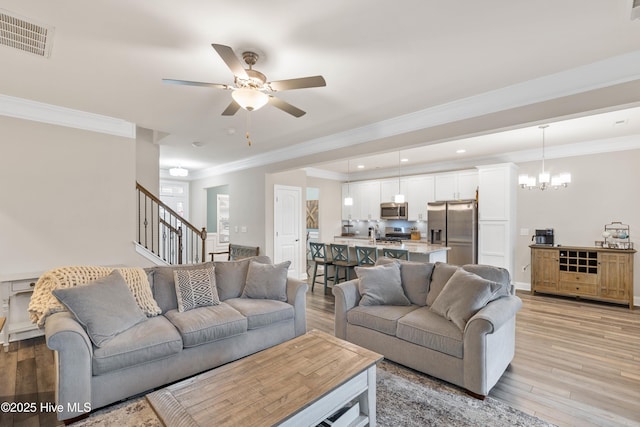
[274,185,302,279]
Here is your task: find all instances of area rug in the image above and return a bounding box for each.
[70,360,554,427]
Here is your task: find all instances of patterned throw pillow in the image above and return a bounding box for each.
[173,266,220,312]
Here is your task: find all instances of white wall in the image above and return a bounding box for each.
[307,176,343,243]
[191,166,268,255]
[515,148,640,299]
[135,126,160,195]
[0,115,151,275]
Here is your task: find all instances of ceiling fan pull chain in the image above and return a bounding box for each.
[245,110,252,146]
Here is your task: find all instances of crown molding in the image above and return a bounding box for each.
[0,93,136,138]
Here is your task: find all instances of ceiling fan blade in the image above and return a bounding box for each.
[211,44,249,79]
[162,79,229,89]
[221,100,241,116]
[268,76,326,91]
[268,96,306,118]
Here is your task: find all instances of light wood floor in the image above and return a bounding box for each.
[1,290,638,427]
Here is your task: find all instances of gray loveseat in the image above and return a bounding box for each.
[333,259,522,397]
[43,256,307,421]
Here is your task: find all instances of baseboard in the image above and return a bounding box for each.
[133,242,169,266]
[514,281,531,292]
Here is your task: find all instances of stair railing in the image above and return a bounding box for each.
[136,182,207,264]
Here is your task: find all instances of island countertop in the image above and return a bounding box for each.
[332,236,450,256]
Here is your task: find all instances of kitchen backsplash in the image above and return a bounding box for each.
[341,219,428,238]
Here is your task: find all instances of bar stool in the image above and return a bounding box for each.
[355,246,378,266]
[330,243,358,283]
[382,248,410,261]
[309,242,334,294]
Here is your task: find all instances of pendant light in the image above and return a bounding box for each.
[344,159,353,206]
[394,151,405,203]
[518,125,571,190]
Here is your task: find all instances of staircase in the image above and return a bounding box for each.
[136,182,207,265]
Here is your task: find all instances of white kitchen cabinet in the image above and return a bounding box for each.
[476,163,517,275]
[348,180,380,220]
[379,178,406,203]
[405,175,434,221]
[434,170,478,201]
[342,183,353,220]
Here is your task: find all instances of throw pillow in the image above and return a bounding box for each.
[52,270,147,347]
[426,262,459,306]
[242,260,291,301]
[215,255,272,300]
[355,262,411,306]
[174,266,220,312]
[430,268,502,331]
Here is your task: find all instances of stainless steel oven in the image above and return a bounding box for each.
[380,202,408,220]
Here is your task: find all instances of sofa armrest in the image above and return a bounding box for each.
[45,311,94,420]
[462,295,522,396]
[286,277,308,336]
[332,279,361,339]
[465,295,522,335]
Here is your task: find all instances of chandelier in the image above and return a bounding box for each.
[519,125,571,190]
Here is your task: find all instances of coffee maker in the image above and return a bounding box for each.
[533,229,554,245]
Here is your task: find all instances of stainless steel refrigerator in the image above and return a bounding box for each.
[427,200,478,266]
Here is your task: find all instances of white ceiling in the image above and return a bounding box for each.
[2,0,640,180]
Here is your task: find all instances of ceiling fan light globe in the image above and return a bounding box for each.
[232,88,269,112]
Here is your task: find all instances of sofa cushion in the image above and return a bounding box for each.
[430,269,502,331]
[355,262,411,306]
[164,303,248,348]
[214,256,272,301]
[148,262,215,313]
[174,265,220,312]
[52,271,148,348]
[426,262,459,306]
[397,307,463,358]
[462,264,512,297]
[225,298,294,330]
[241,260,290,301]
[347,305,418,336]
[92,315,183,375]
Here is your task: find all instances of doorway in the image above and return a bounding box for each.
[274,185,302,279]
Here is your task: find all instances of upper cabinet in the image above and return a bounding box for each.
[346,180,380,220]
[379,178,406,203]
[405,175,434,221]
[434,170,478,201]
[341,170,476,220]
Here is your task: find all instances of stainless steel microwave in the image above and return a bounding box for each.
[380,202,408,220]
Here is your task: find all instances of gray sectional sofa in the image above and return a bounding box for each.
[44,256,307,421]
[333,259,522,397]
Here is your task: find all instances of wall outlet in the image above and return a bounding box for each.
[241,226,247,233]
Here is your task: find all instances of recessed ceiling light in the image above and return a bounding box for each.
[456,149,466,154]
[357,164,365,169]
[192,141,205,148]
[400,158,409,162]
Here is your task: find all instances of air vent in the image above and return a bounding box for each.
[633,0,640,20]
[0,9,54,57]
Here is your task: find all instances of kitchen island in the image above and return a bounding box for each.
[333,237,450,263]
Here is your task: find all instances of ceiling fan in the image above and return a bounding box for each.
[163,44,326,118]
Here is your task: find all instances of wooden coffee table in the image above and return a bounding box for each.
[146,330,383,427]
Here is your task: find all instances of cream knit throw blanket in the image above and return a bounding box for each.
[28,266,162,328]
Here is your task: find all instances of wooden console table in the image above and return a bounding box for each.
[530,245,635,309]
